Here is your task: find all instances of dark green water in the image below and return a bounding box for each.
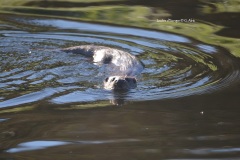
[1,0,240,159]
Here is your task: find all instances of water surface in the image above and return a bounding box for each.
[1,0,240,159]
[1,17,239,107]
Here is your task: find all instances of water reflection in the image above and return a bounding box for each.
[6,139,140,153]
[180,147,240,155]
[0,0,240,160]
[0,1,240,159]
[1,95,240,159]
[6,141,70,153]
[0,87,78,108]
[32,19,190,43]
[0,18,239,108]
[0,118,9,122]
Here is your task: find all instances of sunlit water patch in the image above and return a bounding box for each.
[0,17,239,107]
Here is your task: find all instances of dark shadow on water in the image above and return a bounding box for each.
[110,90,131,106]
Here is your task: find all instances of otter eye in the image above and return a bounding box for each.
[111,77,115,82]
[105,77,109,82]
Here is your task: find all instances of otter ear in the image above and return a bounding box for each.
[125,78,137,84]
[133,78,137,83]
[125,78,131,82]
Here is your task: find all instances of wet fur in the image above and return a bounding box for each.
[61,45,143,90]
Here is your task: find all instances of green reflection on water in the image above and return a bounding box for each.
[0,105,35,114]
[0,0,239,58]
[201,0,240,13]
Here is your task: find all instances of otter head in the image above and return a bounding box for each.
[104,76,137,90]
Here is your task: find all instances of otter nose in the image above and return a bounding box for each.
[114,79,126,88]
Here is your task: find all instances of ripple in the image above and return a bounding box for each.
[6,140,70,153]
[0,17,239,107]
[179,147,240,155]
[6,138,140,153]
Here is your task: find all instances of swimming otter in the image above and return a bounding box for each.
[61,45,144,90]
[104,76,137,90]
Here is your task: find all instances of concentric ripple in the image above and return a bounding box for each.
[0,18,239,107]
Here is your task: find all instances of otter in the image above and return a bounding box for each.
[103,76,137,90]
[61,45,144,90]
